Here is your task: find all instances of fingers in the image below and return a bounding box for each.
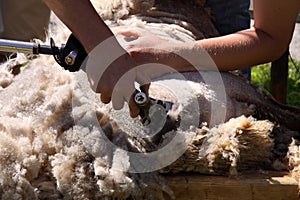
[92,49,151,118]
[130,83,150,118]
[119,29,154,38]
[97,77,113,104]
[111,83,135,110]
[119,30,141,38]
[111,93,124,110]
[140,83,150,96]
[101,87,146,118]
[111,84,142,118]
[100,83,150,118]
[136,70,151,94]
[129,94,140,118]
[100,91,111,104]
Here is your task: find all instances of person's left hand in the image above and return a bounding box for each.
[117,29,194,74]
[119,29,176,65]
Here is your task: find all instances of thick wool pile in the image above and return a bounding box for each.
[0,58,175,199]
[91,0,206,20]
[0,60,277,199]
[0,0,299,199]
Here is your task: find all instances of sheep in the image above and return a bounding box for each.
[0,0,299,199]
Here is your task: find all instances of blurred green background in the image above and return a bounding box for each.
[251,58,300,108]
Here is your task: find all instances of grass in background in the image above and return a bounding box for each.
[251,58,300,108]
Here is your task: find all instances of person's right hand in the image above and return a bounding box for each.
[85,40,150,118]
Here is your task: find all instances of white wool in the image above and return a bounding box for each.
[111,17,196,42]
[288,139,300,188]
[0,2,189,199]
[199,116,254,175]
[0,59,142,198]
[92,0,131,20]
[0,1,293,199]
[91,0,155,20]
[0,66,13,90]
[0,60,71,197]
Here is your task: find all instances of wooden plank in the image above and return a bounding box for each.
[164,172,299,200]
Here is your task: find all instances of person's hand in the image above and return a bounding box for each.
[120,29,175,65]
[117,29,195,72]
[85,38,150,118]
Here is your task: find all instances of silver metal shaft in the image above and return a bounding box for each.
[0,38,38,54]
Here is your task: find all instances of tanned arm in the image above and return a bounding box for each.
[43,0,116,53]
[126,0,300,71]
[43,0,148,117]
[197,0,300,70]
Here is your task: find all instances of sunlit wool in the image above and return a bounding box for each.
[0,0,299,199]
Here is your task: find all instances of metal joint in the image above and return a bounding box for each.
[134,92,148,107]
[65,50,78,66]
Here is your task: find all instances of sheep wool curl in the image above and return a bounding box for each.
[0,0,299,199]
[91,0,207,20]
[91,0,155,20]
[0,57,174,199]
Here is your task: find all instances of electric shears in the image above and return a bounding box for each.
[0,34,174,126]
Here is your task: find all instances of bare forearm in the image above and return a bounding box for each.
[132,0,299,73]
[43,0,119,53]
[212,0,299,70]
[194,28,284,70]
[173,0,299,71]
[144,28,279,72]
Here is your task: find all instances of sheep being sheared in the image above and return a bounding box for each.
[91,0,300,130]
[0,0,299,199]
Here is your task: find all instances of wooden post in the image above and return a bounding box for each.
[270,49,289,104]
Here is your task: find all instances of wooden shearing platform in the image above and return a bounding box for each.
[164,172,299,200]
